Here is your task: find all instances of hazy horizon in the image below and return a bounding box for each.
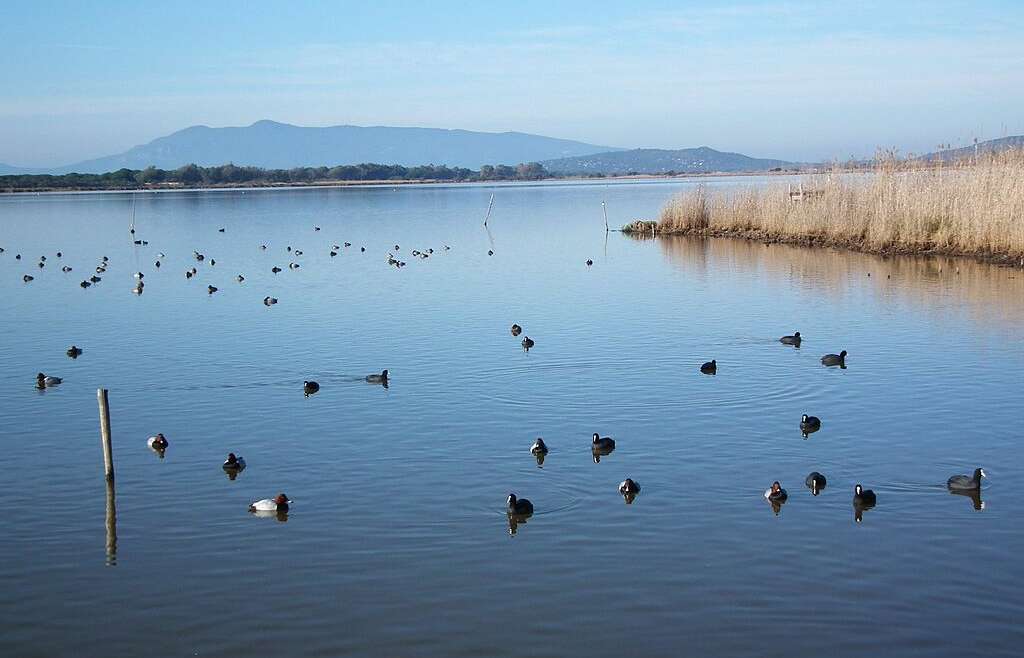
[2,1,1023,167]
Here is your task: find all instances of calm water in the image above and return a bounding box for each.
[1,179,1022,658]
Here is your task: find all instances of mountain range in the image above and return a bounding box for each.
[2,121,1022,177]
[541,146,796,174]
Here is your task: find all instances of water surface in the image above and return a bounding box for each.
[1,179,1022,657]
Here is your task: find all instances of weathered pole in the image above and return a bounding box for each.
[97,388,114,481]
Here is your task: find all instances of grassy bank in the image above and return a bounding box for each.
[626,150,1024,264]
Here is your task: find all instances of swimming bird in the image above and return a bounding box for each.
[133,272,144,279]
[154,261,161,268]
[194,251,204,261]
[303,380,320,396]
[394,245,400,251]
[330,251,337,257]
[488,250,494,256]
[222,453,246,471]
[506,493,534,515]
[365,370,389,385]
[313,226,321,231]
[132,282,144,295]
[853,484,876,506]
[947,467,985,491]
[22,274,33,282]
[530,438,549,456]
[592,433,615,451]
[37,261,44,268]
[260,244,268,250]
[288,262,299,269]
[821,350,847,367]
[56,252,61,258]
[263,296,278,306]
[36,372,62,387]
[521,337,535,350]
[185,270,194,279]
[272,266,282,273]
[207,285,218,294]
[209,259,215,266]
[800,414,821,436]
[780,331,801,345]
[66,345,83,358]
[619,478,641,495]
[61,266,72,272]
[15,254,21,259]
[764,481,788,502]
[586,259,593,266]
[805,472,827,495]
[250,493,290,513]
[218,228,225,232]
[700,359,717,374]
[510,324,522,336]
[147,433,168,450]
[236,275,245,282]
[80,280,91,288]
[360,247,366,252]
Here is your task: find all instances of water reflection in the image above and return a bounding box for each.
[654,235,1024,329]
[251,510,289,523]
[507,512,533,536]
[948,488,985,511]
[853,501,876,523]
[533,452,546,467]
[105,478,117,567]
[592,445,615,463]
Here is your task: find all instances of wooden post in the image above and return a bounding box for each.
[98,388,114,481]
[602,201,609,232]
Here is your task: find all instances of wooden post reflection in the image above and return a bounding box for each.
[105,477,117,566]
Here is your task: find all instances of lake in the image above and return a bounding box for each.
[1,179,1022,658]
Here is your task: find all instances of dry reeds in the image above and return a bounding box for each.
[646,149,1024,263]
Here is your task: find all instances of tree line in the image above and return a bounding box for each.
[0,161,556,191]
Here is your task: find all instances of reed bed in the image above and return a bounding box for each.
[633,150,1024,263]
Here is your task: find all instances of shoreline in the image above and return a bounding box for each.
[621,224,1024,267]
[0,169,808,195]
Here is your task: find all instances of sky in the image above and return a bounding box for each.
[1,0,1023,167]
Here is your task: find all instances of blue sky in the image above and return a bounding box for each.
[1,0,1023,166]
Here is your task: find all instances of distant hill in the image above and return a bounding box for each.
[542,146,797,174]
[920,135,1024,162]
[0,163,38,175]
[45,120,619,174]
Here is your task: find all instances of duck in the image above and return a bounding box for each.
[185,270,194,279]
[207,285,218,294]
[66,345,83,358]
[510,323,522,337]
[330,251,338,257]
[530,438,549,455]
[821,350,847,367]
[250,493,290,513]
[800,414,821,436]
[222,453,247,471]
[80,280,91,288]
[506,493,534,515]
[488,250,494,256]
[700,359,717,374]
[263,296,278,306]
[586,259,593,266]
[344,242,352,248]
[260,244,268,250]
[764,481,788,501]
[271,266,282,273]
[56,252,62,258]
[147,433,168,450]
[313,226,321,231]
[61,266,72,272]
[22,274,34,282]
[805,472,827,495]
[360,247,366,252]
[303,380,320,396]
[779,331,801,345]
[947,467,985,491]
[365,369,389,385]
[194,251,205,261]
[209,259,216,266]
[592,433,615,450]
[521,337,535,350]
[36,372,62,387]
[37,261,45,268]
[218,227,226,233]
[853,484,876,506]
[154,261,161,268]
[288,262,299,270]
[90,275,101,283]
[133,272,144,279]
[619,478,641,495]
[236,275,245,282]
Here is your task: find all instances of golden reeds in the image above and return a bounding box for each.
[640,149,1024,263]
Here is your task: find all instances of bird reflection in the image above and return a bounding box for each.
[534,452,546,467]
[507,512,532,535]
[949,487,985,511]
[149,446,167,459]
[766,497,786,516]
[251,510,289,523]
[853,500,875,523]
[622,491,639,505]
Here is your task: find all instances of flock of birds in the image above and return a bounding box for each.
[502,324,986,526]
[9,220,988,528]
